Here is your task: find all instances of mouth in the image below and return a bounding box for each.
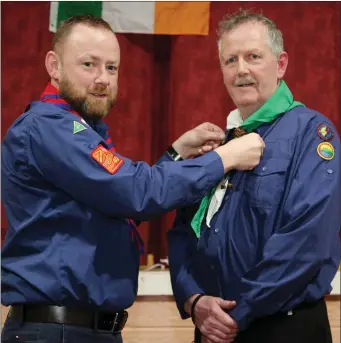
[90,93,108,98]
[236,83,256,88]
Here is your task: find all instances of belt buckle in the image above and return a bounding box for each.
[94,310,128,334]
[111,313,119,334]
[112,311,128,334]
[113,311,128,334]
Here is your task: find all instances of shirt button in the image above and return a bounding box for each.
[214,228,219,233]
[262,166,267,172]
[327,168,333,174]
[211,265,215,270]
[88,144,94,149]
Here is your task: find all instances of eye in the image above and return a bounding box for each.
[225,56,236,65]
[83,62,93,68]
[107,65,118,72]
[250,54,259,60]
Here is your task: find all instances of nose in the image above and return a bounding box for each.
[237,59,249,76]
[94,67,110,86]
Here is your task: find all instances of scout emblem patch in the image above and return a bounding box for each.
[317,123,334,141]
[73,121,87,134]
[91,144,124,174]
[317,142,334,160]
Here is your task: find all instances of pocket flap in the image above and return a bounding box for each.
[252,158,290,176]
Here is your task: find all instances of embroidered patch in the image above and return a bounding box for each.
[317,142,334,161]
[317,123,334,141]
[73,121,87,134]
[91,145,124,174]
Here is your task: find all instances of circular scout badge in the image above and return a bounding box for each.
[317,142,335,160]
[316,123,334,141]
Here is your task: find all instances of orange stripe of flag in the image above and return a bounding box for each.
[154,1,210,35]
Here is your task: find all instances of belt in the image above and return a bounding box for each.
[8,305,128,334]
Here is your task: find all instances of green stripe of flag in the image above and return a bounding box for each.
[56,1,102,29]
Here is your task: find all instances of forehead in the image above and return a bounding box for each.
[221,21,270,54]
[62,24,120,61]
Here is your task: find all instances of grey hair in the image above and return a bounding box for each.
[217,9,284,59]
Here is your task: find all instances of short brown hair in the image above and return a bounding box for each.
[217,9,284,58]
[52,15,114,52]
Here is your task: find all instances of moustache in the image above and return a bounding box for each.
[234,78,257,86]
[88,89,110,96]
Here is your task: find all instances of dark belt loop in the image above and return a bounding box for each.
[93,311,99,331]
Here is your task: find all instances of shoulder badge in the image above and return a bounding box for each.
[317,142,334,160]
[316,123,334,141]
[73,121,87,134]
[91,145,124,174]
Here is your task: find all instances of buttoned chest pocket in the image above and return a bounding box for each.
[244,158,290,208]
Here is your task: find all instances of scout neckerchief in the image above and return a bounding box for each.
[191,80,305,238]
[39,82,144,254]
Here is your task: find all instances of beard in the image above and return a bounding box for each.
[59,76,116,120]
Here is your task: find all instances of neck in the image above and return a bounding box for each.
[50,79,60,90]
[238,102,264,121]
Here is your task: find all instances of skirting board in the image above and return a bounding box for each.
[137,270,341,296]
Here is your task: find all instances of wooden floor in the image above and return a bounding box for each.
[1,297,340,343]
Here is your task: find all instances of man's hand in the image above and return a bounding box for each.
[185,295,238,343]
[215,132,265,173]
[172,122,225,159]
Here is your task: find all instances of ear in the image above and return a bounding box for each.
[277,51,288,79]
[45,51,61,81]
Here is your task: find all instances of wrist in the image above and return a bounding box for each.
[215,145,235,172]
[184,294,200,315]
[167,144,183,161]
[187,293,205,325]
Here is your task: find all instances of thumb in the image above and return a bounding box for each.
[217,299,236,310]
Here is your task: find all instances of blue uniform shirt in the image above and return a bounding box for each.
[168,107,341,331]
[1,100,225,312]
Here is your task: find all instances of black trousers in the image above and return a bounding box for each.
[195,298,333,343]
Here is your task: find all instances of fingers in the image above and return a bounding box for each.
[199,141,221,154]
[201,146,214,153]
[200,310,237,336]
[202,131,225,142]
[204,319,236,337]
[202,332,237,343]
[194,296,239,343]
[218,300,236,311]
[197,122,225,135]
[213,307,238,331]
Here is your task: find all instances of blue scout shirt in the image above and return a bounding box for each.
[168,107,341,331]
[1,100,224,312]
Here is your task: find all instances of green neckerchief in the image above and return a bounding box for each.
[191,80,305,238]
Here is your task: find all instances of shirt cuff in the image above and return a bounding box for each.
[228,300,253,331]
[173,278,205,319]
[155,152,174,164]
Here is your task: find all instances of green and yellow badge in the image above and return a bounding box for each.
[317,142,334,160]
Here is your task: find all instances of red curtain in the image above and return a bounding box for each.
[2,1,340,264]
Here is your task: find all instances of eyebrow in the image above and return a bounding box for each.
[81,54,118,64]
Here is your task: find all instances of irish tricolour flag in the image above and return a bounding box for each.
[50,1,210,35]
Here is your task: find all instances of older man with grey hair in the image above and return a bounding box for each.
[168,9,340,343]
